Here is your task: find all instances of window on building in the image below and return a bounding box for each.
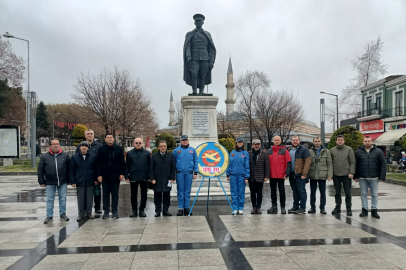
[376,93,382,111]
[366,96,372,116]
[395,91,403,116]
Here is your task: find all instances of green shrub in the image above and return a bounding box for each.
[218,133,235,140]
[219,137,235,153]
[151,148,173,154]
[72,124,88,146]
[156,133,176,150]
[328,125,364,151]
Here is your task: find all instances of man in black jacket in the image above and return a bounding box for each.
[126,138,151,218]
[70,141,99,221]
[354,136,386,219]
[150,140,176,217]
[75,129,103,213]
[38,139,71,224]
[97,133,125,219]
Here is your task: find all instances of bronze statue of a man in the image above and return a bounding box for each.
[183,14,216,95]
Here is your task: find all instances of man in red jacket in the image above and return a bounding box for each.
[267,136,292,214]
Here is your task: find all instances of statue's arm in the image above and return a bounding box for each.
[207,33,215,64]
[185,33,192,60]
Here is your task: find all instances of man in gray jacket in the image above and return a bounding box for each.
[330,135,356,216]
[308,137,333,214]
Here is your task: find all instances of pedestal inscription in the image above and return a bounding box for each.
[192,111,209,136]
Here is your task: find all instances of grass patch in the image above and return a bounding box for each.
[0,160,38,172]
[386,173,406,181]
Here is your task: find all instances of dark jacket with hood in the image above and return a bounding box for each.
[249,149,270,182]
[125,147,151,181]
[69,151,98,186]
[38,149,71,186]
[354,145,386,181]
[288,144,312,177]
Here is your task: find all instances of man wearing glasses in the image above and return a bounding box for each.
[173,135,198,216]
[125,138,151,218]
[38,139,71,224]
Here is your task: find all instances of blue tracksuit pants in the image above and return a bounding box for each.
[230,175,246,211]
[177,173,193,209]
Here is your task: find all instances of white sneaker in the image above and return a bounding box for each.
[239,210,244,215]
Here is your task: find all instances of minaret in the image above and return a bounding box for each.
[168,91,175,126]
[225,57,235,116]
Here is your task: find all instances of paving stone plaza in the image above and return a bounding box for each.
[0,175,405,269]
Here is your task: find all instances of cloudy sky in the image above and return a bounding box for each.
[1,0,406,131]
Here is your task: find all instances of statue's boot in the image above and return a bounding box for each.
[191,77,198,94]
[199,79,205,94]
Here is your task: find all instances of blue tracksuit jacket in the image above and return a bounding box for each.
[173,146,199,174]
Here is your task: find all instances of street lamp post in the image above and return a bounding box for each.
[320,91,339,130]
[53,113,60,137]
[3,32,34,167]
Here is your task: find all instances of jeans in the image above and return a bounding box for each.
[359,178,379,210]
[310,179,326,210]
[248,181,263,208]
[46,183,67,217]
[77,185,94,216]
[333,175,352,209]
[270,178,286,207]
[102,181,120,213]
[176,173,193,209]
[130,181,148,211]
[230,175,246,211]
[289,173,307,210]
[154,191,170,212]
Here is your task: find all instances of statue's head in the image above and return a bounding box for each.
[193,14,205,29]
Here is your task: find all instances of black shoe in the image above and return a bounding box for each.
[288,207,298,214]
[177,209,184,216]
[296,209,306,215]
[371,209,380,219]
[139,210,146,217]
[257,207,262,214]
[77,216,82,222]
[44,216,53,224]
[184,208,192,216]
[267,205,278,214]
[163,211,172,216]
[320,209,327,215]
[60,214,69,221]
[251,207,257,214]
[155,212,161,217]
[332,207,341,215]
[112,213,120,219]
[347,209,352,216]
[130,211,138,218]
[359,208,368,217]
[280,207,286,214]
[308,208,316,214]
[95,208,102,214]
[87,213,94,219]
[102,212,109,219]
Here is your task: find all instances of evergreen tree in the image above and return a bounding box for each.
[36,101,51,137]
[328,125,364,151]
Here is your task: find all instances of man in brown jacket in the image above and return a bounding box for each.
[248,139,270,214]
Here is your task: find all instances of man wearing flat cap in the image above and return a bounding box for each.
[183,13,216,95]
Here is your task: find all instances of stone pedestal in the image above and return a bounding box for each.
[181,95,218,148]
[1,158,13,167]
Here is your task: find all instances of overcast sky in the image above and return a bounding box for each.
[1,0,406,132]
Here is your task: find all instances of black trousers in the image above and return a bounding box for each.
[94,185,101,210]
[270,178,286,207]
[333,175,352,209]
[130,181,148,211]
[77,185,94,215]
[154,191,170,213]
[102,181,120,213]
[249,181,264,208]
[310,179,326,210]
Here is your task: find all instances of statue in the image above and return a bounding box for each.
[183,14,216,95]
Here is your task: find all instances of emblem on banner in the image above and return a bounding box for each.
[196,142,229,177]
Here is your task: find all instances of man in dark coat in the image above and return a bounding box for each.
[38,138,71,224]
[97,133,125,219]
[248,139,270,215]
[75,129,103,213]
[183,13,216,94]
[70,141,99,221]
[354,136,386,219]
[125,138,151,218]
[150,140,176,217]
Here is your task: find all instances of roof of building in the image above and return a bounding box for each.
[227,57,233,74]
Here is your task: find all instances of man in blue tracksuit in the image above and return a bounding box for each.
[173,135,199,216]
[227,137,250,215]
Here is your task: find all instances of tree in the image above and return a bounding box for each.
[328,125,364,151]
[0,37,26,86]
[218,133,235,140]
[0,79,25,125]
[340,37,388,116]
[235,71,271,143]
[72,124,88,146]
[156,133,176,150]
[219,137,235,153]
[36,101,51,137]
